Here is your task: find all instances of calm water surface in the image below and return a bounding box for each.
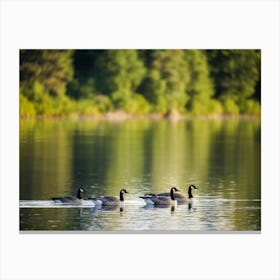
[20,118,261,231]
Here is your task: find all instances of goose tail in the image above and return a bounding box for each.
[139,195,155,205]
[91,198,103,206]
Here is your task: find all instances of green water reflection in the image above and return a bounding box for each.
[20,118,261,231]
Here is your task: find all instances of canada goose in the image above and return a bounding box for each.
[157,184,198,204]
[91,189,128,207]
[52,186,86,204]
[139,187,179,206]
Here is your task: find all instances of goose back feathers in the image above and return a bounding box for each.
[139,187,179,205]
[52,187,86,204]
[157,184,198,203]
[92,188,128,206]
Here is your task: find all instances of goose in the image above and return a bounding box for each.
[90,188,128,207]
[52,186,86,204]
[139,187,179,206]
[156,184,198,204]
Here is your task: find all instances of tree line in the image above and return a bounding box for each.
[20,49,261,117]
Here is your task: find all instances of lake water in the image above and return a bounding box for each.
[20,118,261,232]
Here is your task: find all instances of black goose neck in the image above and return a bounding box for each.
[170,188,175,201]
[188,187,193,199]
[119,190,124,202]
[77,189,82,199]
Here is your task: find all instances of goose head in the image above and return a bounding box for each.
[170,187,179,200]
[121,189,128,194]
[77,186,86,199]
[119,189,128,201]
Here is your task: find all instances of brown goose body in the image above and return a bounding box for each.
[52,187,86,205]
[92,189,128,207]
[139,187,179,206]
[156,185,198,204]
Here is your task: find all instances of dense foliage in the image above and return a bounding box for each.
[20,49,261,117]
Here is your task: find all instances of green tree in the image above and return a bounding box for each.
[137,50,190,114]
[206,50,261,114]
[19,49,261,117]
[20,50,74,97]
[93,50,146,109]
[185,50,222,115]
[67,50,101,99]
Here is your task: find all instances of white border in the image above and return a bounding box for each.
[1,0,279,279]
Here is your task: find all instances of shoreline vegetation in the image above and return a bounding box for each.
[20,110,261,121]
[20,50,261,119]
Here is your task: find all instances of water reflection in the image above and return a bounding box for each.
[20,197,261,231]
[20,118,261,231]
